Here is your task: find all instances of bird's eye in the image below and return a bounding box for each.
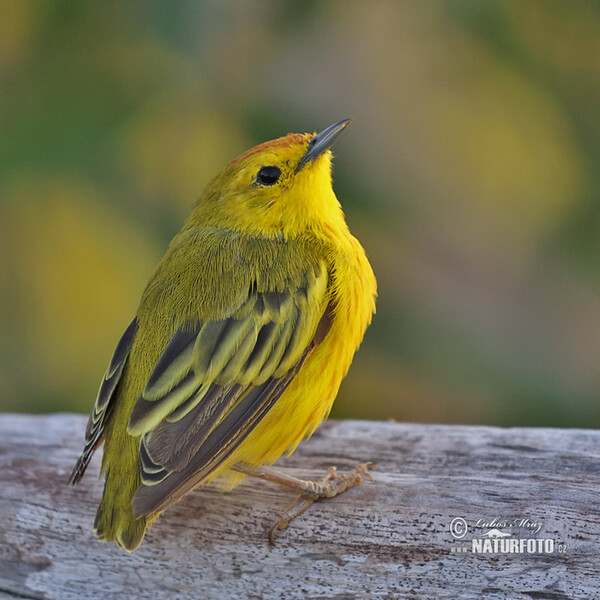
[256,166,281,186]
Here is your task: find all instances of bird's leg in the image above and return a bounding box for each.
[263,466,339,545]
[233,461,375,544]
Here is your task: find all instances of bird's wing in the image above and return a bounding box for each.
[129,261,331,517]
[68,318,139,484]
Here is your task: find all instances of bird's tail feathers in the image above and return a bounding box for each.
[94,471,148,552]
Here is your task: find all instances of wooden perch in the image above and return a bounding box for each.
[0,414,598,599]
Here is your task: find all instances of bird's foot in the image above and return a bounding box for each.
[265,462,376,545]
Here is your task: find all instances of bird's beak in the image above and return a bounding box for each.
[295,118,351,173]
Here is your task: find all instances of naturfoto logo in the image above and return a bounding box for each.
[448,517,566,555]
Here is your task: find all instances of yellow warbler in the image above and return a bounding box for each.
[69,119,377,551]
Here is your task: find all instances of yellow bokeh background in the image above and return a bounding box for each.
[1,1,599,427]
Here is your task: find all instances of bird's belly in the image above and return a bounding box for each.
[212,263,375,489]
[211,336,346,490]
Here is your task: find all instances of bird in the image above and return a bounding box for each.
[69,118,377,551]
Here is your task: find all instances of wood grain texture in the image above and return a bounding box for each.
[0,414,598,600]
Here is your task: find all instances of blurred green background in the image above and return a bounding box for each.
[1,1,599,427]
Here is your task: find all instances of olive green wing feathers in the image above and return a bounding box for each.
[69,318,139,484]
[129,261,331,517]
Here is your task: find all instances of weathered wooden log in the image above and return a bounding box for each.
[0,413,598,599]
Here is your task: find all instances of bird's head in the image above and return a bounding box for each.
[188,119,351,238]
